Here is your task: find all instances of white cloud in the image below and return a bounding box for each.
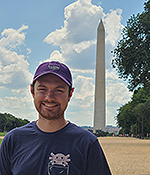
[106,106,118,125]
[106,69,119,81]
[0,84,38,121]
[71,75,94,107]
[1,96,26,109]
[0,88,33,111]
[106,69,132,106]
[106,82,132,104]
[105,9,123,47]
[44,27,69,46]
[27,48,31,55]
[72,68,94,75]
[67,109,94,126]
[0,25,28,50]
[73,40,96,54]
[0,25,35,121]
[0,25,32,89]
[105,69,132,125]
[44,0,105,63]
[43,0,124,72]
[48,50,66,62]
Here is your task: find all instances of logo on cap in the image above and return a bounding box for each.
[48,62,60,71]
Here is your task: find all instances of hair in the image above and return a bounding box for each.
[69,86,73,96]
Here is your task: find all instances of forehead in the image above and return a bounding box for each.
[35,73,68,87]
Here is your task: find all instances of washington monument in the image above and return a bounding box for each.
[94,20,105,132]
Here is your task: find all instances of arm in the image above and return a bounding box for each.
[85,140,111,175]
[0,137,13,175]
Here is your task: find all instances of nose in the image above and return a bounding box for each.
[45,90,56,101]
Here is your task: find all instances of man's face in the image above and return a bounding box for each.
[31,74,73,121]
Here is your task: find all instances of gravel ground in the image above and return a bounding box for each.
[99,137,150,175]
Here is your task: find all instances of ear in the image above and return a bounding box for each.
[68,87,75,102]
[30,84,34,97]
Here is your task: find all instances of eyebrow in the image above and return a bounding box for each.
[37,84,47,88]
[55,85,66,89]
[37,84,66,89]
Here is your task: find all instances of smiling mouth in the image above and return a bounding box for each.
[42,103,58,108]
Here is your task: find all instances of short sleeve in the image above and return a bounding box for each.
[85,140,111,175]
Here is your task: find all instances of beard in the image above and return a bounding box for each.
[36,101,66,121]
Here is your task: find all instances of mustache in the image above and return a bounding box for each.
[42,100,58,104]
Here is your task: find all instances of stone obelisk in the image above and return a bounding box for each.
[94,20,105,132]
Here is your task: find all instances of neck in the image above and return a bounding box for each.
[36,116,68,133]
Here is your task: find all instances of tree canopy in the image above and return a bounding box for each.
[112,0,150,91]
[0,113,30,132]
[112,0,150,135]
[116,87,150,135]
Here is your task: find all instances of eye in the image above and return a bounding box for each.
[38,88,47,92]
[58,89,64,93]
[55,89,64,93]
[40,88,45,90]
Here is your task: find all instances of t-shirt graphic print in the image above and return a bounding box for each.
[48,153,71,175]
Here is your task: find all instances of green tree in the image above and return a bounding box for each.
[132,100,150,135]
[116,102,136,133]
[112,0,150,91]
[143,98,150,127]
[132,88,150,135]
[116,87,150,135]
[0,113,30,132]
[0,113,7,132]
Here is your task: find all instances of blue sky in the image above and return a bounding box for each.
[0,0,145,126]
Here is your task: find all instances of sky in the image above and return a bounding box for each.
[0,0,146,127]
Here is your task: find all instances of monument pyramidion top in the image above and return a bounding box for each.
[98,19,105,31]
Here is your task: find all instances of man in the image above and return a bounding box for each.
[0,61,111,175]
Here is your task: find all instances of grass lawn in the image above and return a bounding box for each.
[0,139,3,145]
[0,132,7,136]
[0,132,6,146]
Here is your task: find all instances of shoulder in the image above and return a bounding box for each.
[67,122,98,144]
[68,122,94,135]
[3,121,36,142]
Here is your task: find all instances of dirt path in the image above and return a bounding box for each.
[99,137,150,175]
[0,136,4,139]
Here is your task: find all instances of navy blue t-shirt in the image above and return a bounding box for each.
[0,121,111,175]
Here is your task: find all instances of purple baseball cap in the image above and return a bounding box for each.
[33,61,72,86]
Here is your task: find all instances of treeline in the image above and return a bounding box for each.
[0,113,30,132]
[116,87,150,136]
[112,0,150,136]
